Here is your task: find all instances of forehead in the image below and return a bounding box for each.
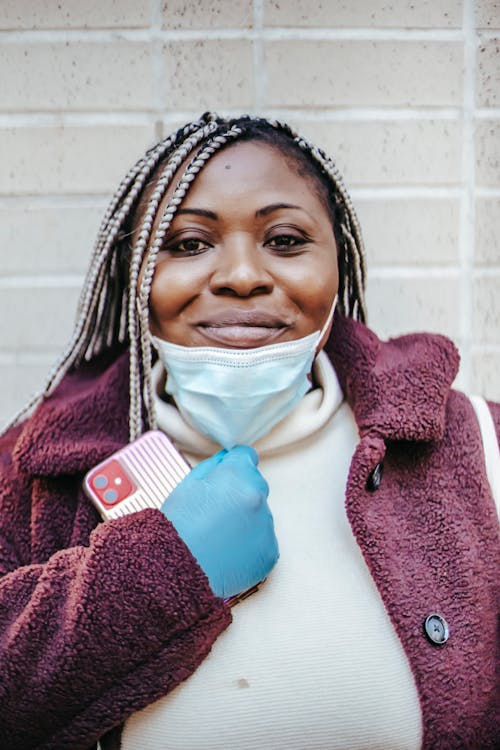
[169,140,327,210]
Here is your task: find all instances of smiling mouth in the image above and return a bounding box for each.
[196,313,291,347]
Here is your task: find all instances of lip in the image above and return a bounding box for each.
[196,310,291,347]
[197,325,289,347]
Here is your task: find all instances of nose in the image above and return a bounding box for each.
[209,237,273,297]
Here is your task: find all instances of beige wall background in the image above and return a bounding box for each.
[0,0,499,426]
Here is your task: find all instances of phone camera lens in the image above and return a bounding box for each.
[103,489,118,503]
[94,474,108,489]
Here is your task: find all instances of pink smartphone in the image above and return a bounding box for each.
[83,430,191,521]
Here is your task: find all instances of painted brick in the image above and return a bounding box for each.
[0,286,80,351]
[475,0,500,29]
[365,275,461,340]
[0,3,495,403]
[163,41,254,109]
[477,37,500,108]
[264,0,463,28]
[471,351,500,400]
[473,274,500,344]
[162,0,253,29]
[0,42,153,112]
[0,0,150,29]
[0,203,104,274]
[475,198,500,266]
[264,41,463,107]
[0,125,154,195]
[0,362,54,429]
[292,119,462,185]
[476,119,500,187]
[357,198,460,266]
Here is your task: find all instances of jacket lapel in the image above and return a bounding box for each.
[326,314,460,442]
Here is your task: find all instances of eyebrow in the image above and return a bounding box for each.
[176,208,218,219]
[255,202,303,217]
[176,203,304,220]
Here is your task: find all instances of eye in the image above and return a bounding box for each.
[266,233,307,251]
[164,236,212,256]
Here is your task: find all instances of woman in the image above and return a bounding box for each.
[0,113,498,750]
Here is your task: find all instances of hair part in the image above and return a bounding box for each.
[4,113,367,440]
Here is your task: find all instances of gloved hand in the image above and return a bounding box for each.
[161,445,278,599]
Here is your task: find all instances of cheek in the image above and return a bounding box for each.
[148,263,189,329]
[295,255,339,318]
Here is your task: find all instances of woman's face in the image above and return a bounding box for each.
[147,141,339,349]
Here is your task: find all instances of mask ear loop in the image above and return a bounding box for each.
[316,295,338,354]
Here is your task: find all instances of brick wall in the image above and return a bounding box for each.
[1,0,499,426]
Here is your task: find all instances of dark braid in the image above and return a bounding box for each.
[3,112,367,439]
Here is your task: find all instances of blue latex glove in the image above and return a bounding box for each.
[161,445,278,599]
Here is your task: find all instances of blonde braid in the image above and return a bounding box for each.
[127,119,224,439]
[136,127,244,438]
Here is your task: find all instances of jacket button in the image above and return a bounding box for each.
[366,462,383,491]
[424,614,450,645]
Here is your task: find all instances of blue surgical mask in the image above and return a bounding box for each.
[151,297,337,449]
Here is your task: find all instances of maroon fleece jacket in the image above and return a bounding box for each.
[0,315,498,749]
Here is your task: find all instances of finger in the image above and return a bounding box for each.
[187,449,227,480]
[210,454,269,506]
[223,445,259,467]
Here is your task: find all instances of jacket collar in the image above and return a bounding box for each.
[13,316,459,477]
[13,348,131,477]
[326,314,459,442]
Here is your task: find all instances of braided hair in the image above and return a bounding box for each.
[5,112,367,441]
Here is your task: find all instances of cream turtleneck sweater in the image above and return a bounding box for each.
[121,353,423,750]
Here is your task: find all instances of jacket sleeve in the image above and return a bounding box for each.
[0,457,231,750]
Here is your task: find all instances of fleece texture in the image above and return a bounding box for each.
[0,315,498,750]
[0,349,231,750]
[326,317,499,749]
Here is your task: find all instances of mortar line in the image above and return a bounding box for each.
[350,187,462,199]
[0,275,84,288]
[0,28,466,42]
[0,113,154,126]
[369,267,461,279]
[0,108,465,127]
[0,352,63,365]
[476,108,500,118]
[459,0,477,391]
[253,0,265,111]
[476,186,500,197]
[0,195,108,206]
[470,343,500,353]
[260,108,462,121]
[150,0,165,139]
